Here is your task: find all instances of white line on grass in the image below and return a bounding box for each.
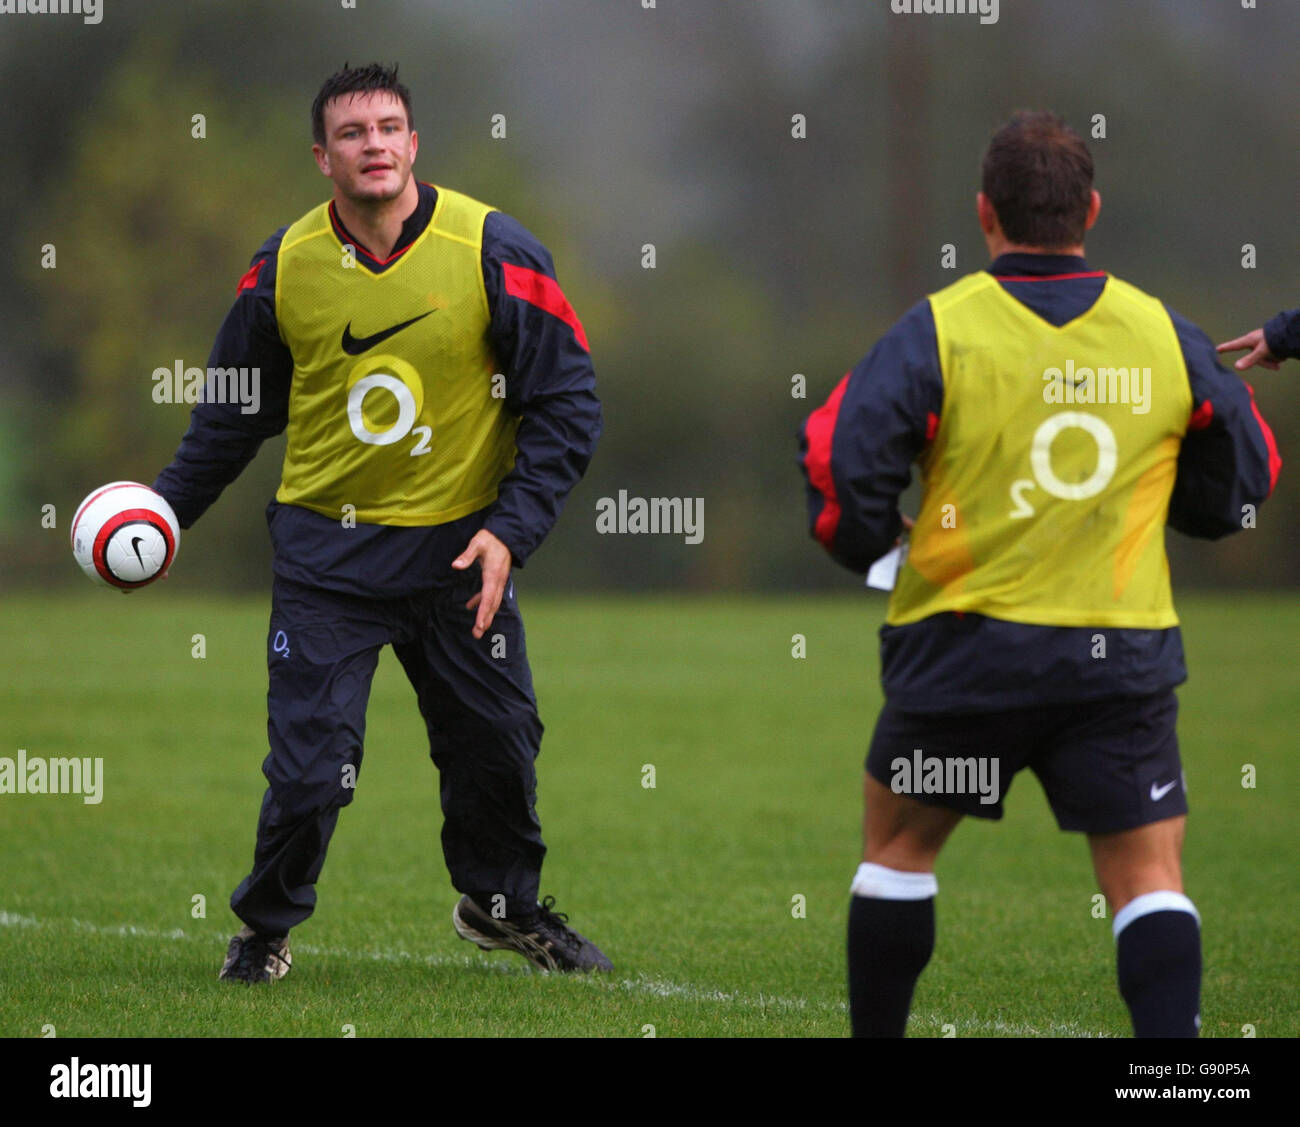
[0,908,836,1016]
[0,909,1102,1035]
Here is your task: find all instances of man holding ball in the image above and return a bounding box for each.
[153,63,608,982]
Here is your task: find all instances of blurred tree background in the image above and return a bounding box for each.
[1,0,1295,594]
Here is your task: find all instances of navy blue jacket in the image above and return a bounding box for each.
[154,182,601,597]
[800,254,1281,714]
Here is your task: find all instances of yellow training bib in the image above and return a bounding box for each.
[273,186,517,526]
[888,271,1192,629]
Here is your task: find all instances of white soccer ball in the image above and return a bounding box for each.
[71,481,180,591]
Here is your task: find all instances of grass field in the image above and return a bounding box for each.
[0,589,1296,1038]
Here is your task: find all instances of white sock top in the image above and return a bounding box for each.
[1112,890,1200,939]
[851,861,938,900]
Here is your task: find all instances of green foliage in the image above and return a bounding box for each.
[2,2,1296,592]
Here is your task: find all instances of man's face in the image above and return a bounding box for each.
[312,91,417,203]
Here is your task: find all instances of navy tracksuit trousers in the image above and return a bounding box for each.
[230,572,546,935]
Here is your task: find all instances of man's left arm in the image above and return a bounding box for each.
[454,213,600,634]
[454,211,601,635]
[1168,308,1281,539]
[475,211,602,569]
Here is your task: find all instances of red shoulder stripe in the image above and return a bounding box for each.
[804,374,850,549]
[1187,399,1213,431]
[1244,383,1282,496]
[236,259,266,295]
[502,263,589,351]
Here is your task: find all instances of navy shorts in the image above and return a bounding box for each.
[865,691,1187,834]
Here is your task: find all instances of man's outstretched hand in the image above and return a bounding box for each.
[1217,328,1282,372]
[452,528,512,639]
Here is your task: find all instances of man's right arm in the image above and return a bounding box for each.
[153,230,293,528]
[798,300,944,572]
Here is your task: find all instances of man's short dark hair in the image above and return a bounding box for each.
[981,111,1094,250]
[312,62,414,146]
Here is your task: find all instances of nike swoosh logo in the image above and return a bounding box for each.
[1150,779,1179,802]
[130,536,146,568]
[341,311,434,355]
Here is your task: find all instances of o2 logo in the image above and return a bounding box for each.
[272,630,291,660]
[1009,411,1118,519]
[345,356,431,456]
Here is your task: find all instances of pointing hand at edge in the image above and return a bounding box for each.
[1216,328,1281,372]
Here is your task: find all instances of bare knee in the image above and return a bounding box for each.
[863,774,962,872]
[1089,816,1186,912]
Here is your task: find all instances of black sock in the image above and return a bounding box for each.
[1116,905,1201,1037]
[847,894,935,1037]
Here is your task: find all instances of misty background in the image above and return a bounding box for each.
[1,0,1296,594]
